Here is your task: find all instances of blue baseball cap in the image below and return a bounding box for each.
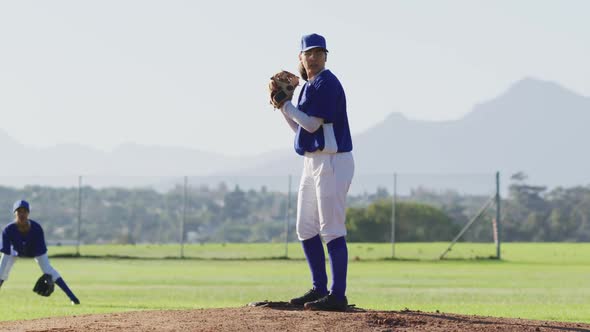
[301,33,328,52]
[13,200,30,212]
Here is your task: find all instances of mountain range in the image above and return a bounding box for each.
[1,77,588,192]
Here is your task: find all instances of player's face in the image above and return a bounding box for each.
[299,48,327,79]
[15,208,29,222]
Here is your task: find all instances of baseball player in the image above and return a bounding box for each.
[0,200,80,305]
[272,33,354,311]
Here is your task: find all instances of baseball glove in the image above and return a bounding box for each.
[269,70,300,109]
[33,273,55,297]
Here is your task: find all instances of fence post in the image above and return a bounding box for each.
[285,174,292,258]
[495,171,501,260]
[391,173,397,259]
[180,176,187,258]
[76,175,82,256]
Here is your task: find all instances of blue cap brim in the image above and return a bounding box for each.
[301,46,329,53]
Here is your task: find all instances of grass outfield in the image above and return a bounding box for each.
[49,241,590,263]
[1,243,590,323]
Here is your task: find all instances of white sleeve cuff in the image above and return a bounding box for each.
[280,108,299,133]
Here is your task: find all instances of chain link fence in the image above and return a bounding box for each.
[0,173,499,259]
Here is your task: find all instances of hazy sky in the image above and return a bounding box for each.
[0,0,588,155]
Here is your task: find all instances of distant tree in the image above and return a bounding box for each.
[223,185,248,220]
[346,200,460,242]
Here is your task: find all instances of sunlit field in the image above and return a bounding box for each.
[1,243,590,323]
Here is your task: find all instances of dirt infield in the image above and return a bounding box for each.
[1,302,589,332]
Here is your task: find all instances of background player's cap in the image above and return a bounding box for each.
[301,33,328,52]
[13,200,30,212]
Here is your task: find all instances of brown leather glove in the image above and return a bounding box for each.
[269,70,300,109]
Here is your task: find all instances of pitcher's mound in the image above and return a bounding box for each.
[1,304,588,332]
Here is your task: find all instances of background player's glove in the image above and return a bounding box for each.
[269,70,300,109]
[33,273,55,297]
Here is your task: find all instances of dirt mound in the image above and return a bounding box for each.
[1,303,589,332]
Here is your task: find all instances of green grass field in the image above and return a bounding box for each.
[1,243,590,323]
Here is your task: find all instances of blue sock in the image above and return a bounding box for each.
[327,236,348,300]
[302,235,328,295]
[55,278,78,302]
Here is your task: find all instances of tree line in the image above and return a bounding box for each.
[0,174,588,243]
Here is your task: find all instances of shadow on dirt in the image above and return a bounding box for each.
[247,301,366,313]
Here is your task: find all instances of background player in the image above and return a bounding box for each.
[277,33,354,311]
[0,200,80,305]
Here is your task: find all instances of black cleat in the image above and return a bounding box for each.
[71,297,80,305]
[289,289,326,306]
[304,294,348,312]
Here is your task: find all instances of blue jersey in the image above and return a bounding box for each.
[294,69,353,156]
[1,220,47,257]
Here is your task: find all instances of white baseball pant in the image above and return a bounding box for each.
[0,253,60,281]
[296,151,354,243]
